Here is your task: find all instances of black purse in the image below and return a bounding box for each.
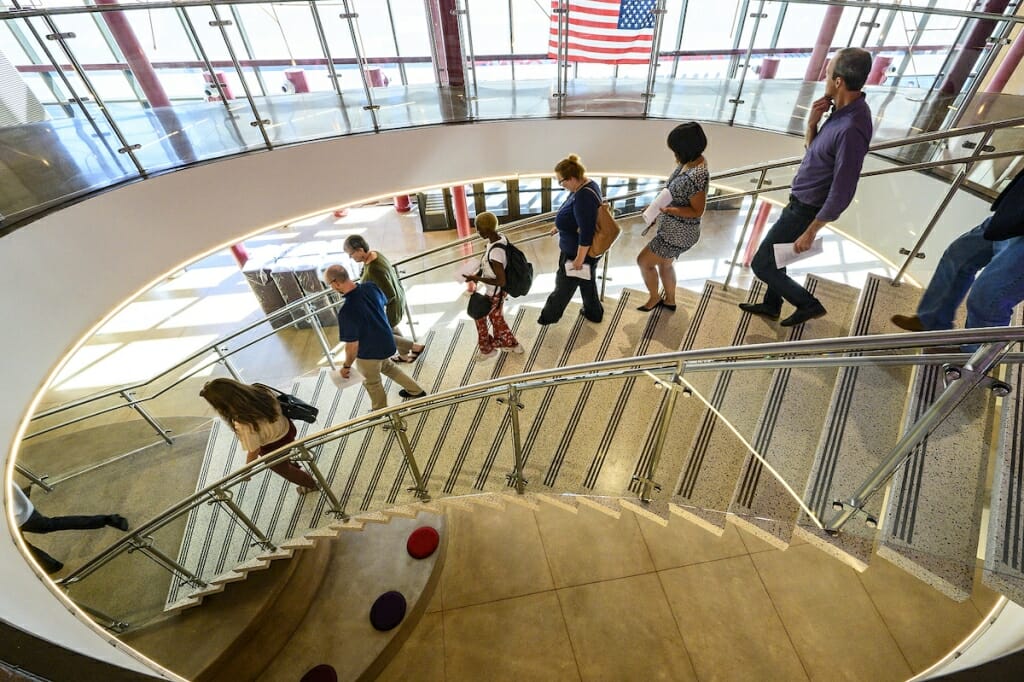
[467,292,493,320]
[256,384,319,423]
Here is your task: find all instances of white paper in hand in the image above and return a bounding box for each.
[773,237,823,268]
[641,188,673,225]
[564,261,591,280]
[454,260,479,283]
[329,367,363,390]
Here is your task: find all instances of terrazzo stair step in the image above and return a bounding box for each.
[725,276,860,547]
[279,536,316,550]
[876,360,997,601]
[535,492,581,513]
[499,491,542,510]
[327,519,366,532]
[984,363,1024,605]
[383,505,421,519]
[625,281,761,525]
[577,495,623,518]
[373,310,533,507]
[421,304,586,501]
[590,287,698,495]
[465,492,507,510]
[619,498,672,526]
[494,293,636,495]
[532,288,700,497]
[794,274,922,571]
[320,323,466,517]
[665,277,809,532]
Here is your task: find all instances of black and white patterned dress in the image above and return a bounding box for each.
[648,163,709,260]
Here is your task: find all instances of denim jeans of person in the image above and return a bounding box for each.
[750,196,822,312]
[917,218,1024,339]
[539,251,604,324]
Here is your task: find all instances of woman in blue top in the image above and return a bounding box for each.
[538,154,604,325]
[637,122,709,312]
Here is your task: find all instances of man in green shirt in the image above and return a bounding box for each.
[344,235,425,362]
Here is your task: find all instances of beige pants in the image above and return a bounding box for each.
[393,327,415,355]
[356,357,425,411]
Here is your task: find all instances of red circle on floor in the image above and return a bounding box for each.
[406,526,440,559]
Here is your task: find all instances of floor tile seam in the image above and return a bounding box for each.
[551,582,586,682]
[852,565,921,674]
[743,551,815,681]
[650,568,700,681]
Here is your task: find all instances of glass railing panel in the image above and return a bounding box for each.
[0,15,141,221]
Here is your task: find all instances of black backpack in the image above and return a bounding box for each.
[493,241,533,297]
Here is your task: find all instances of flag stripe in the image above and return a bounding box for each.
[549,0,656,64]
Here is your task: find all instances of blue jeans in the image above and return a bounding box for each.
[750,196,821,311]
[917,218,1024,337]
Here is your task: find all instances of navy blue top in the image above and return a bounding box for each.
[336,282,398,360]
[555,180,601,257]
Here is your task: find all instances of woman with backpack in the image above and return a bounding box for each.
[463,211,524,360]
[200,378,320,495]
[538,154,604,326]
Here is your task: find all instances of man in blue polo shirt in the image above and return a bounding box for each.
[325,264,426,411]
[741,47,874,327]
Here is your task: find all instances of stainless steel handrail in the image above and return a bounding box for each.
[58,324,1024,586]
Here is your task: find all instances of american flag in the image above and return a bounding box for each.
[548,0,657,65]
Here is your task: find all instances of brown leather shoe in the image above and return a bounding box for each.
[891,314,925,332]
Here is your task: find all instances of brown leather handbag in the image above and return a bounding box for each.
[583,186,622,258]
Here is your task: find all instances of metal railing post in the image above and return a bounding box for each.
[305,303,338,371]
[293,444,347,519]
[208,486,276,551]
[727,0,767,126]
[824,341,1012,532]
[503,385,527,493]
[78,604,129,634]
[723,168,768,290]
[119,390,173,445]
[599,249,611,301]
[127,535,206,588]
[14,463,53,492]
[214,346,243,381]
[891,130,994,285]
[634,361,688,502]
[208,4,274,148]
[388,413,430,500]
[403,298,418,344]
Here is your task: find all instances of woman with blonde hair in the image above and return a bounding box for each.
[538,153,604,326]
[200,378,320,494]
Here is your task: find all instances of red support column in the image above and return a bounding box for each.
[803,6,845,82]
[939,0,1011,96]
[452,185,475,291]
[985,25,1024,93]
[742,202,773,268]
[758,57,780,80]
[394,195,412,213]
[427,0,465,87]
[230,244,249,268]
[95,0,196,164]
[866,56,893,85]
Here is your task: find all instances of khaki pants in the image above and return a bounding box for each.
[356,357,425,411]
[393,327,415,355]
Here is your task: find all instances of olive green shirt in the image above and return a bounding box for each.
[360,252,405,328]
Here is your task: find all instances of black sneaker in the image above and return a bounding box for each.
[398,389,427,399]
[780,302,827,327]
[738,302,781,320]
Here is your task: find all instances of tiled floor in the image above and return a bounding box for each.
[378,503,999,682]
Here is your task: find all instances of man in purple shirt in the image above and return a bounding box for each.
[740,48,874,327]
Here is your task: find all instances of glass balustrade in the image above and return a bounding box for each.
[1,0,1021,227]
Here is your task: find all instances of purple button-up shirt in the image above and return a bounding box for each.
[791,93,873,223]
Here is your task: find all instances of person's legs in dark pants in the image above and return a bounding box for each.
[746,199,821,314]
[25,541,63,574]
[20,509,125,533]
[539,252,581,324]
[578,256,604,323]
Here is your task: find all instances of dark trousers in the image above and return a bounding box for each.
[750,196,822,311]
[259,421,318,489]
[21,510,115,574]
[540,252,604,323]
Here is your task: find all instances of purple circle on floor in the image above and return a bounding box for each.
[301,664,337,682]
[406,526,440,559]
[370,591,407,631]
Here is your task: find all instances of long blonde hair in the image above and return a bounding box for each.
[200,378,280,430]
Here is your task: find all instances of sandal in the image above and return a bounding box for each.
[296,485,317,496]
[391,353,415,364]
[410,344,426,359]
